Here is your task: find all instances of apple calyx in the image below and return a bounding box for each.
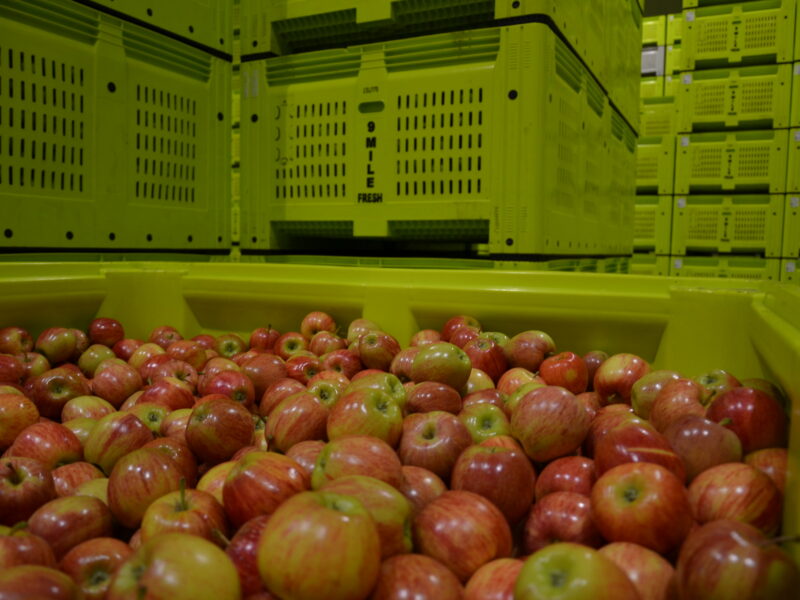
[623,487,639,503]
[89,570,110,587]
[550,570,568,588]
[5,462,23,485]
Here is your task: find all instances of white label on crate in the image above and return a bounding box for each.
[686,11,695,22]
[682,73,693,85]
[787,262,797,273]
[791,197,800,209]
[795,131,800,142]
[795,64,800,75]
[681,136,690,147]
[674,259,683,269]
[677,198,687,208]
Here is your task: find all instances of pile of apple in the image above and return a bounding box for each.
[0,312,796,600]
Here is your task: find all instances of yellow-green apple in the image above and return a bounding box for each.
[59,537,132,600]
[511,386,591,463]
[83,412,153,475]
[107,447,183,529]
[0,564,81,600]
[6,421,82,470]
[457,402,511,443]
[398,411,472,481]
[274,332,308,361]
[321,348,362,378]
[389,347,419,382]
[523,491,602,553]
[676,519,799,600]
[706,387,788,454]
[599,542,676,600]
[663,415,742,481]
[326,388,403,446]
[593,353,650,405]
[450,442,535,525]
[515,542,640,600]
[414,490,512,582]
[649,378,706,432]
[112,339,142,361]
[226,514,271,597]
[321,474,413,558]
[186,396,255,463]
[249,326,280,351]
[462,338,508,382]
[0,326,33,355]
[397,465,447,516]
[285,353,322,385]
[25,366,91,419]
[140,481,228,545]
[594,418,686,481]
[0,523,56,569]
[61,395,115,421]
[591,462,693,554]
[312,435,404,489]
[258,490,380,600]
[479,330,509,348]
[464,557,522,600]
[285,439,325,479]
[159,407,192,441]
[357,330,400,371]
[688,462,782,535]
[693,368,740,403]
[535,456,596,501]
[258,377,305,417]
[462,389,506,412]
[18,351,51,379]
[0,393,38,450]
[441,315,481,342]
[345,371,407,412]
[410,329,442,347]
[0,354,24,385]
[142,437,198,488]
[410,342,472,391]
[582,404,635,456]
[503,330,555,372]
[166,340,209,371]
[496,367,538,396]
[128,342,166,371]
[62,417,98,444]
[240,353,287,400]
[372,554,463,600]
[35,327,78,365]
[74,477,108,505]
[463,367,495,395]
[223,451,309,528]
[539,352,589,394]
[91,361,143,408]
[107,532,240,600]
[196,460,235,505]
[745,447,787,494]
[346,318,379,344]
[136,376,194,411]
[264,391,328,453]
[125,402,169,436]
[77,344,116,378]
[214,333,247,359]
[630,369,681,420]
[450,325,481,348]
[306,377,342,408]
[52,462,104,497]
[28,495,112,559]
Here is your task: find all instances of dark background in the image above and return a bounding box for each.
[644,0,683,16]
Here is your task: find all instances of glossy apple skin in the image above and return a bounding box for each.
[52,462,105,497]
[441,315,481,342]
[410,329,443,347]
[515,542,640,600]
[91,361,143,408]
[598,542,676,600]
[630,369,682,420]
[523,491,602,553]
[0,354,24,385]
[649,378,706,432]
[312,435,405,490]
[285,440,325,479]
[186,397,255,464]
[503,330,554,372]
[511,386,591,463]
[462,388,505,412]
[166,340,209,371]
[745,447,788,494]
[450,444,535,525]
[83,412,153,476]
[0,393,39,450]
[663,415,743,481]
[535,456,596,501]
[706,387,788,454]
[593,353,650,405]
[464,558,522,600]
[61,395,115,421]
[225,515,271,597]
[35,327,78,365]
[414,490,512,582]
[160,408,192,442]
[372,553,464,600]
[327,388,402,447]
[539,352,589,395]
[258,491,381,600]
[223,451,309,528]
[136,377,194,411]
[107,532,240,600]
[345,371,407,413]
[321,474,413,559]
[458,402,511,444]
[28,495,113,559]
[0,564,81,600]
[258,377,305,417]
[0,326,34,355]
[142,437,198,488]
[688,462,782,536]
[462,338,508,383]
[406,381,462,414]
[356,331,401,371]
[583,404,635,457]
[594,418,686,482]
[321,349,363,379]
[398,465,447,517]
[410,342,472,391]
[0,525,56,569]
[583,350,608,390]
[59,537,133,600]
[196,460,235,505]
[6,421,83,470]
[677,519,800,600]
[398,411,473,482]
[25,366,91,419]
[591,462,693,555]
[240,353,286,400]
[496,367,538,396]
[140,487,228,545]
[264,391,328,453]
[389,347,420,383]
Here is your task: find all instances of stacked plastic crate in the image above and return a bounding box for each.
[669,0,797,282]
[237,0,643,263]
[784,7,800,282]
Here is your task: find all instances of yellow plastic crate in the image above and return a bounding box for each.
[641,76,665,98]
[630,252,671,275]
[784,195,800,258]
[670,254,782,281]
[782,259,799,282]
[634,195,673,254]
[643,15,667,46]
[792,63,800,127]
[637,137,676,195]
[666,42,684,75]
[665,73,681,95]
[790,129,800,192]
[640,97,679,137]
[667,12,683,45]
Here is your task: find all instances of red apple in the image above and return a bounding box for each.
[141,481,228,545]
[77,344,116,378]
[599,542,677,600]
[464,558,522,600]
[128,342,166,371]
[583,404,636,457]
[503,381,547,418]
[410,342,472,391]
[523,491,603,553]
[745,447,788,494]
[0,523,56,569]
[594,418,686,482]
[663,415,743,481]
[496,367,538,396]
[186,396,255,464]
[0,393,39,450]
[308,331,346,356]
[462,338,508,383]
[148,325,183,349]
[111,339,142,361]
[372,554,464,600]
[345,371,407,413]
[61,395,115,421]
[398,465,447,516]
[0,565,81,600]
[693,368,740,403]
[160,407,192,441]
[539,351,589,395]
[226,515,271,597]
[91,360,143,409]
[583,350,608,390]
[389,347,419,382]
[441,315,481,342]
[6,421,82,470]
[264,391,328,453]
[249,326,281,351]
[321,348,362,378]
[306,377,342,408]
[706,387,788,454]
[576,391,602,421]
[284,352,322,385]
[593,353,650,405]
[258,377,305,417]
[25,366,91,419]
[52,462,104,497]
[649,378,707,432]
[28,495,113,559]
[535,456,597,501]
[83,412,153,475]
[450,325,481,349]
[285,440,325,479]
[196,460,235,505]
[398,411,472,482]
[630,369,682,420]
[165,340,208,371]
[311,435,404,490]
[35,327,78,365]
[273,332,308,361]
[213,333,246,359]
[240,353,287,400]
[327,387,403,447]
[141,437,198,488]
[136,376,194,411]
[410,329,442,347]
[357,330,400,371]
[299,311,337,338]
[17,351,51,379]
[503,330,554,372]
[149,359,198,389]
[0,327,33,355]
[0,354,24,385]
[59,537,132,600]
[462,388,505,412]
[0,457,57,526]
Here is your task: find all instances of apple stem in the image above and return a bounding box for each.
[213,528,231,548]
[761,534,800,547]
[9,521,28,534]
[718,417,733,427]
[177,477,188,511]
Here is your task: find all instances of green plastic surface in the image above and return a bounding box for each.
[682,0,797,70]
[241,24,633,257]
[637,136,676,195]
[670,254,782,281]
[782,259,799,281]
[784,194,800,258]
[792,62,800,127]
[665,42,684,75]
[635,195,673,253]
[643,16,667,46]
[674,130,790,194]
[671,194,785,257]
[677,64,793,132]
[641,76,665,98]
[667,12,683,45]
[789,129,800,192]
[0,0,232,251]
[631,252,671,275]
[664,74,681,96]
[640,96,679,137]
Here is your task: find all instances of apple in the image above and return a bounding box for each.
[249,326,281,351]
[504,380,547,418]
[285,439,325,479]
[357,331,400,371]
[6,421,83,470]
[107,532,240,600]
[503,330,555,372]
[410,342,472,391]
[398,411,472,482]
[321,348,362,378]
[264,391,328,453]
[462,338,508,382]
[17,351,51,379]
[345,371,407,412]
[630,369,681,420]
[0,354,24,385]
[321,474,413,558]
[186,396,255,464]
[136,376,195,411]
[196,460,235,505]
[576,391,602,421]
[450,325,481,349]
[165,340,208,371]
[226,515,271,597]
[311,435,404,490]
[676,519,799,600]
[410,329,442,347]
[414,490,512,582]
[111,339,142,361]
[77,344,116,378]
[240,353,287,400]
[0,522,56,569]
[599,542,676,600]
[61,395,115,421]
[0,565,81,600]
[107,447,183,529]
[274,332,308,361]
[523,491,603,553]
[511,386,591,463]
[308,331,346,356]
[198,357,241,388]
[591,462,693,554]
[127,342,166,371]
[582,404,636,457]
[258,377,305,417]
[539,352,589,395]
[59,537,132,600]
[222,451,309,528]
[0,393,39,450]
[496,367,538,395]
[212,333,246,359]
[450,443,536,525]
[149,359,198,389]
[583,350,608,390]
[694,368,740,403]
[345,318,379,345]
[73,477,108,505]
[740,377,788,412]
[148,325,183,349]
[389,347,419,382]
[706,387,788,454]
[458,402,511,443]
[35,327,78,365]
[745,447,788,494]
[688,462,782,536]
[160,407,192,441]
[441,315,481,342]
[534,456,596,501]
[25,366,91,419]
[0,327,33,355]
[52,462,104,497]
[142,437,199,488]
[28,495,113,559]
[663,415,743,481]
[594,418,686,482]
[327,387,403,446]
[140,481,228,545]
[463,367,495,395]
[284,352,322,385]
[372,554,464,600]
[462,388,506,412]
[649,378,708,432]
[306,377,341,408]
[258,490,380,600]
[91,361,143,408]
[593,353,650,405]
[397,465,447,516]
[62,417,97,447]
[464,557,522,600]
[83,412,153,475]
